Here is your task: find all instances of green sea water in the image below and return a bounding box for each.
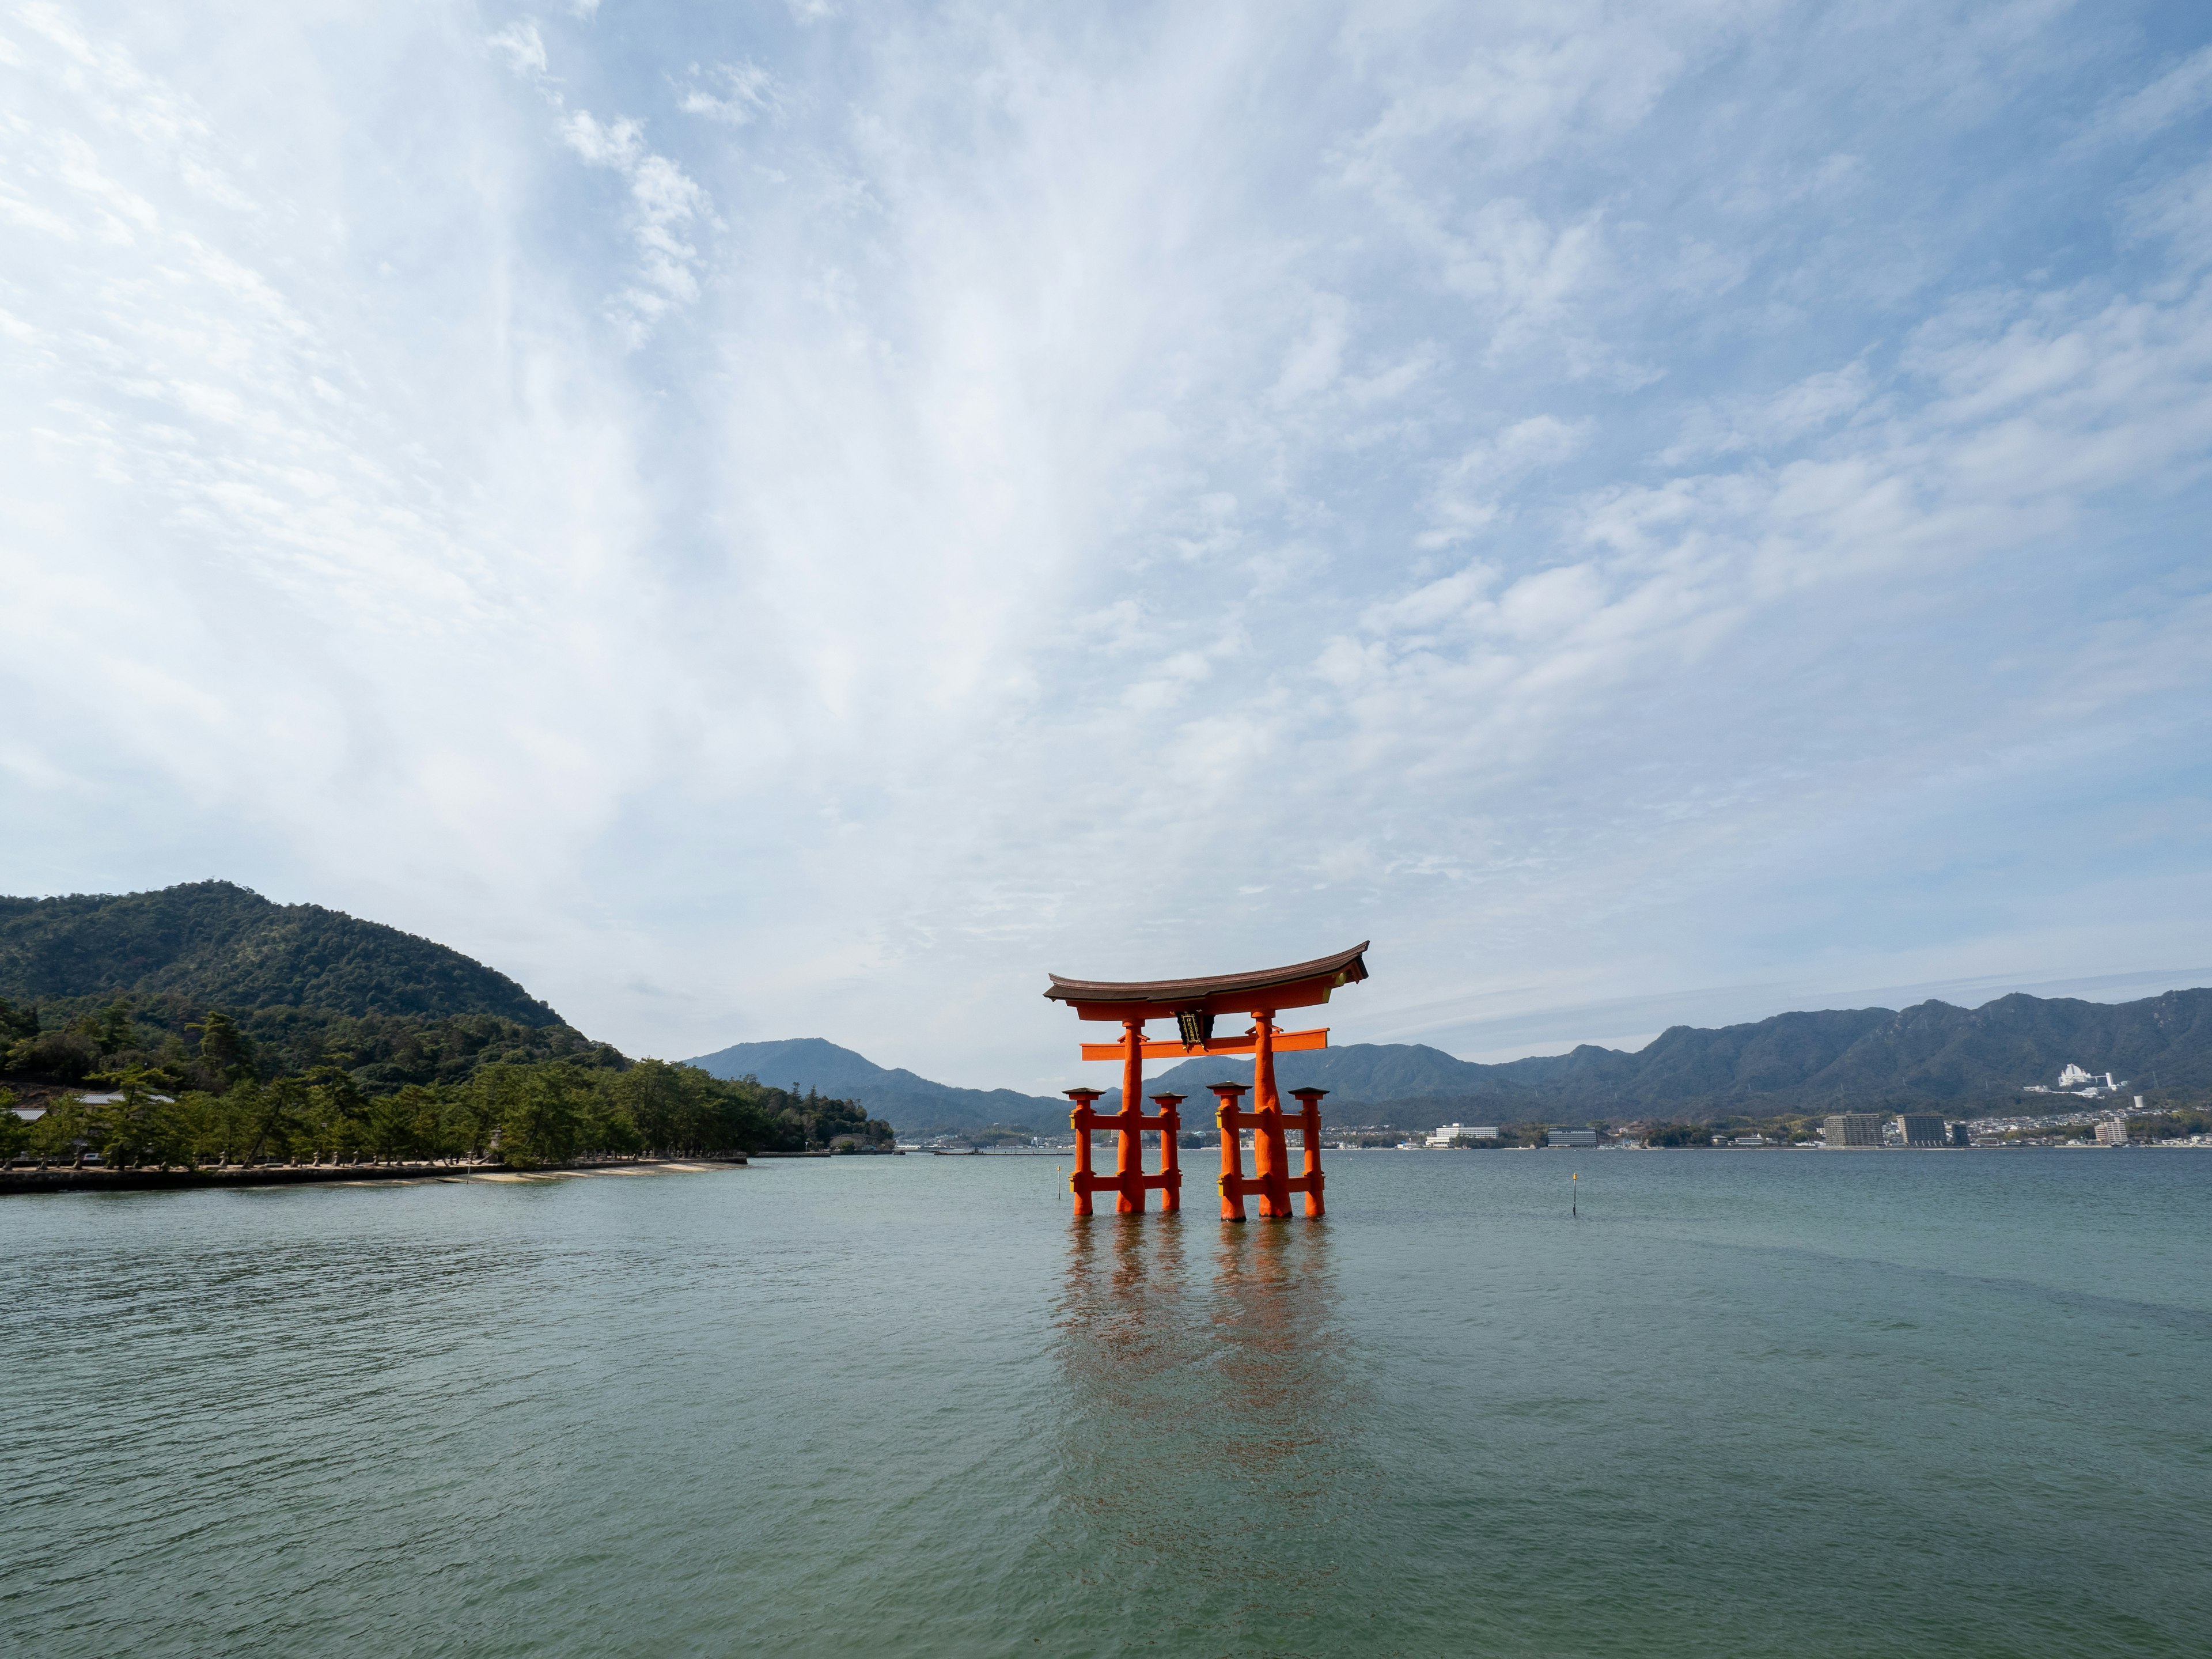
[3,1149,2207,1657]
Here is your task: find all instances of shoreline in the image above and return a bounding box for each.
[0,1156,748,1197]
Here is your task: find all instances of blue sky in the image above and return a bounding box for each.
[3,1,2210,1090]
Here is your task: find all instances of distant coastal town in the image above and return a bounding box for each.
[902,1059,2212,1154]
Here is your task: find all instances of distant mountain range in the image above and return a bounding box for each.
[684,1037,1069,1133]
[693,987,2212,1134]
[1147,990,2212,1124]
[13,883,2205,1128]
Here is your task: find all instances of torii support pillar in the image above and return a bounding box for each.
[1150,1094,1185,1213]
[1288,1087,1327,1218]
[1251,1012,1293,1218]
[1115,1018,1143,1213]
[1066,1089,1105,1217]
[1066,1082,1182,1217]
[1211,1082,1262,1221]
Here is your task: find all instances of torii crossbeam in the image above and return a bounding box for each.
[1045,942,1369,1220]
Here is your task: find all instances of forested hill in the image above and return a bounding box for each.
[0,884,894,1161]
[0,882,560,1023]
[0,881,604,1090]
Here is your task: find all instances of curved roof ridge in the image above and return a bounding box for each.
[1044,941,1369,1006]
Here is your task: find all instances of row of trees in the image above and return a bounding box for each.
[1,1058,893,1171]
[0,993,620,1090]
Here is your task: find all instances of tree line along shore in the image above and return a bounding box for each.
[1,997,893,1172]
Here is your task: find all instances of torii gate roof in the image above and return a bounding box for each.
[1044,941,1369,1022]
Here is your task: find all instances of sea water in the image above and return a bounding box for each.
[2,1150,2207,1657]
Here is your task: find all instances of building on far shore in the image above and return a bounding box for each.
[1896,1113,1946,1146]
[1824,1113,1883,1147]
[2094,1117,2130,1146]
[1426,1124,1499,1147]
[1548,1128,1597,1148]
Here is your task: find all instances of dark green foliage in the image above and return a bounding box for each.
[187,1011,256,1086]
[0,881,621,1097]
[3,988,619,1094]
[0,881,560,1025]
[13,1058,890,1168]
[2130,1107,2211,1140]
[0,1088,25,1162]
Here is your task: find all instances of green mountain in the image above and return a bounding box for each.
[0,880,559,1022]
[0,881,616,1089]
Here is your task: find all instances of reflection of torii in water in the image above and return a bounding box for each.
[1044,942,1370,1221]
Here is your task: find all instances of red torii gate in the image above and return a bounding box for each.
[1044,942,1369,1220]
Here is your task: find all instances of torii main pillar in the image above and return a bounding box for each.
[1044,942,1370,1220]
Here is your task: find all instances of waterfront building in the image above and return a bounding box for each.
[1824,1113,1883,1147]
[1426,1124,1498,1147]
[1549,1128,1597,1148]
[2094,1118,2130,1146]
[1897,1113,1946,1146]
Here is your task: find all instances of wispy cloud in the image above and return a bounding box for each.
[2093,42,2212,142]
[676,59,784,126]
[492,18,715,343]
[486,20,546,78]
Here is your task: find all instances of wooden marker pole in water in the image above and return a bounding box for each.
[1571,1171,1577,1218]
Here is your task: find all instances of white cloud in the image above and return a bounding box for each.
[559,108,642,166]
[1659,362,1876,464]
[2094,43,2212,142]
[487,20,547,79]
[2129,160,2212,274]
[555,109,711,340]
[1419,415,1590,548]
[1272,293,1350,401]
[678,59,783,126]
